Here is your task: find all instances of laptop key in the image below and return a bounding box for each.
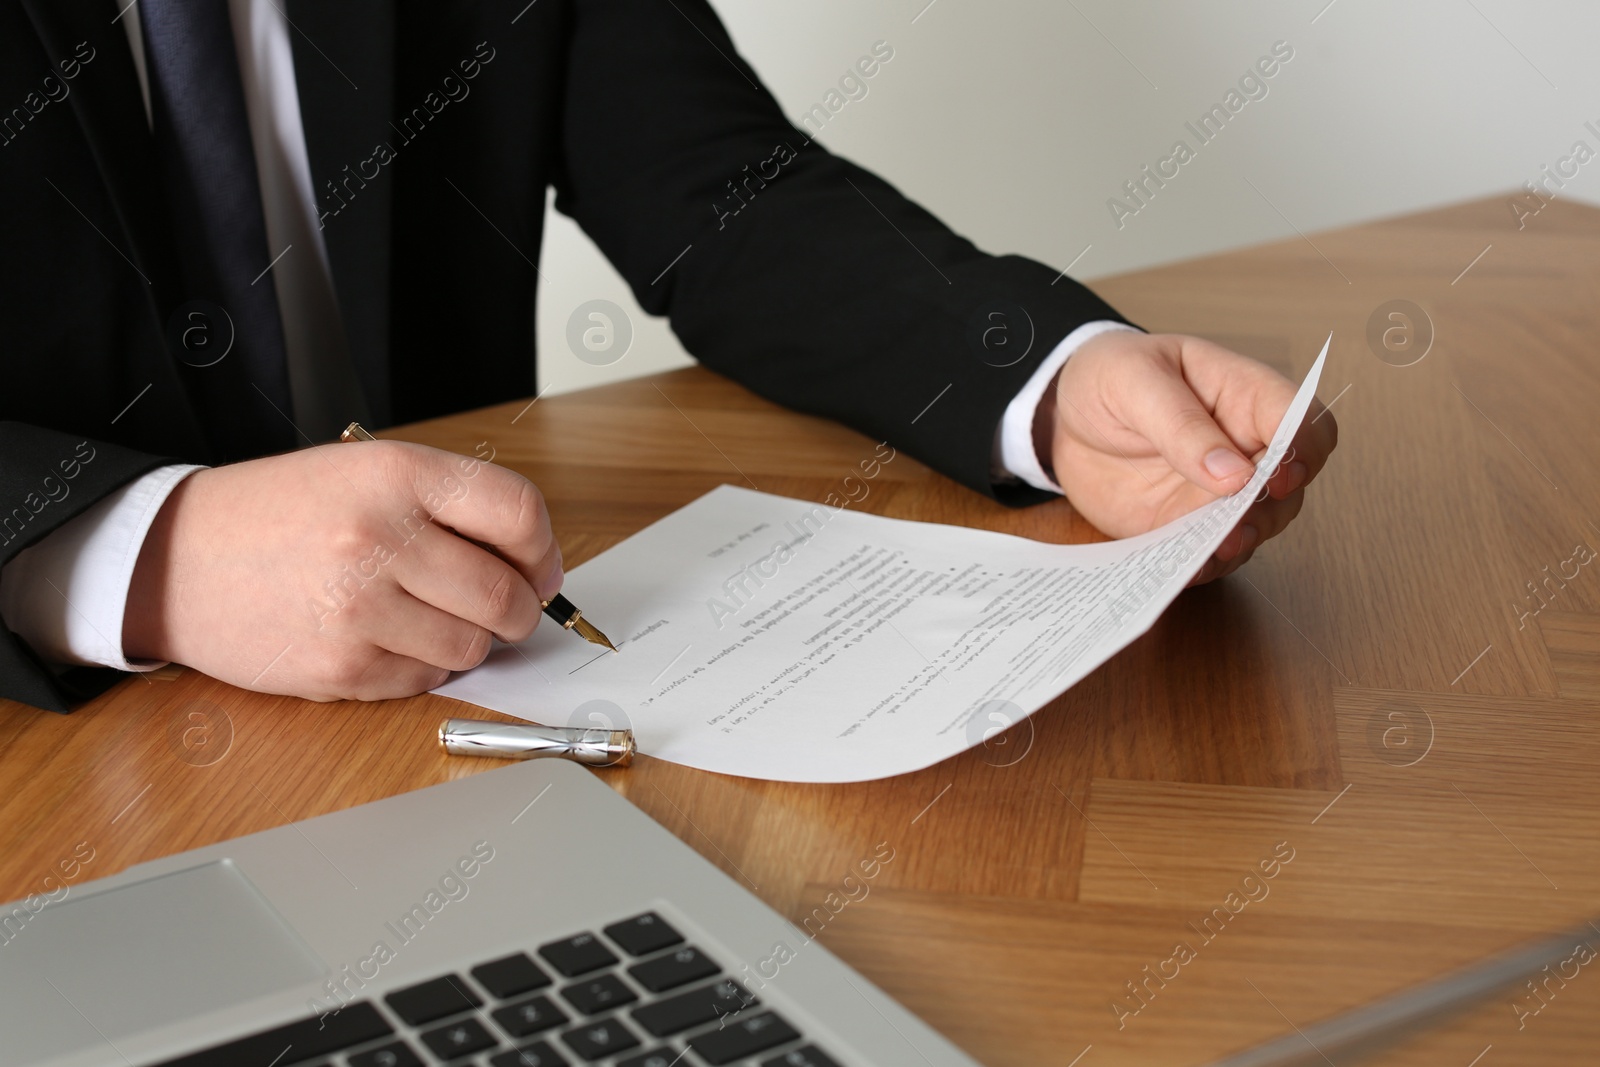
[627,945,720,992]
[761,1046,844,1067]
[490,1041,570,1067]
[149,1001,393,1067]
[560,973,638,1015]
[539,932,619,977]
[385,974,482,1025]
[689,1011,802,1065]
[347,1040,425,1067]
[559,1016,641,1061]
[615,1051,680,1067]
[492,993,568,1037]
[419,1016,497,1060]
[473,952,554,998]
[630,979,757,1037]
[603,912,684,956]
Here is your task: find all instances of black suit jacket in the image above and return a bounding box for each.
[0,0,1131,712]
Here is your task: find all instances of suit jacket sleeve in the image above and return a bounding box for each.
[0,423,172,712]
[550,0,1136,506]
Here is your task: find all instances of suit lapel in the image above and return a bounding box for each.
[23,2,399,435]
[18,0,212,459]
[17,0,179,299]
[285,0,397,425]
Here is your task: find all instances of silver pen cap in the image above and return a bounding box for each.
[439,718,634,767]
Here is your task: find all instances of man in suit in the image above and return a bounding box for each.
[0,1,1335,713]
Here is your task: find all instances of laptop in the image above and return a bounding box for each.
[0,759,979,1067]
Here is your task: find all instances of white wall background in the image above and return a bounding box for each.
[535,0,1600,395]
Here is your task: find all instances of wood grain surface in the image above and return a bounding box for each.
[3,194,1598,1066]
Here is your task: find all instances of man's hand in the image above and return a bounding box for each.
[123,441,563,701]
[1040,331,1336,584]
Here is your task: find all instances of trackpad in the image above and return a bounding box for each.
[0,860,325,1063]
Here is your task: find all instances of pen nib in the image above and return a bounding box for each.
[573,615,618,653]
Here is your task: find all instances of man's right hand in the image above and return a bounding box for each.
[123,441,564,701]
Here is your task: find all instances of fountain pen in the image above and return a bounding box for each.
[341,422,618,653]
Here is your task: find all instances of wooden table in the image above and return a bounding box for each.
[4,194,1599,1066]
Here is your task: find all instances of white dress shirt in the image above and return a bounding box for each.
[0,4,1132,671]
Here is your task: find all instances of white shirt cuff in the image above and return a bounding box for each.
[993,319,1142,493]
[0,464,204,671]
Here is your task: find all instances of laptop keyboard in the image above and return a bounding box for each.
[149,911,843,1067]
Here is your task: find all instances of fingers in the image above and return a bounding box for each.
[1064,332,1335,587]
[306,444,557,699]
[1261,449,1304,501]
[1181,334,1337,489]
[1250,487,1305,544]
[1176,335,1300,453]
[396,447,565,602]
[257,645,452,703]
[1115,351,1259,497]
[1219,490,1305,562]
[1187,554,1222,587]
[1214,522,1257,564]
[336,651,453,702]
[363,588,495,674]
[391,523,544,642]
[164,441,567,705]
[1189,534,1256,587]
[1289,401,1338,487]
[298,584,494,699]
[1188,488,1306,586]
[1120,335,1338,506]
[1205,544,1256,584]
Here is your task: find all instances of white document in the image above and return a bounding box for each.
[437,339,1327,782]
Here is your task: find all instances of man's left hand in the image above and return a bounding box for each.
[1038,331,1337,585]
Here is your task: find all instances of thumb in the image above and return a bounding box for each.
[1124,366,1255,495]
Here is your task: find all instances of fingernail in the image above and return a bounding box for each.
[1288,461,1308,490]
[1205,448,1252,481]
[1240,524,1259,551]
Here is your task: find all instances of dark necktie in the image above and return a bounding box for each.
[140,0,296,460]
